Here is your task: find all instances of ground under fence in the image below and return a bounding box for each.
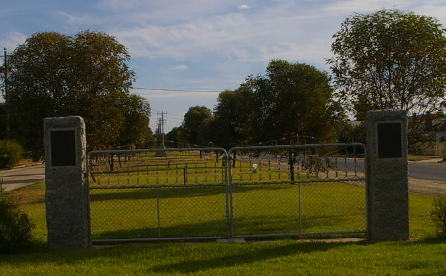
[88,144,366,242]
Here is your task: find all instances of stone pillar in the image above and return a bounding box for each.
[366,110,409,241]
[44,116,90,248]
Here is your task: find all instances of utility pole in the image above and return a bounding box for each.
[157,111,167,149]
[155,112,167,157]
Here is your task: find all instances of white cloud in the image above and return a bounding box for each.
[56,11,103,27]
[238,4,250,9]
[324,0,446,16]
[0,32,26,50]
[414,3,446,24]
[168,64,188,71]
[96,0,241,24]
[54,0,446,71]
[113,7,332,67]
[54,0,446,91]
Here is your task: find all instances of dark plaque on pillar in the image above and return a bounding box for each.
[50,130,76,166]
[45,117,90,248]
[377,122,402,159]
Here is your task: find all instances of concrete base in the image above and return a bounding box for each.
[216,238,247,243]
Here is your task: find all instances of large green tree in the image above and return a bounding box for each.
[211,89,250,148]
[118,94,153,148]
[329,9,446,120]
[240,60,341,144]
[172,60,344,147]
[166,126,188,147]
[7,31,151,159]
[182,106,213,146]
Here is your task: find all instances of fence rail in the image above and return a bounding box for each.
[88,144,367,242]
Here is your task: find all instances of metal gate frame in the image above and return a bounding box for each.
[88,143,367,243]
[226,143,367,240]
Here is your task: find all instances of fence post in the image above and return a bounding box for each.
[366,110,409,241]
[224,153,234,237]
[44,116,91,248]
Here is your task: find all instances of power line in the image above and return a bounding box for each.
[132,87,222,93]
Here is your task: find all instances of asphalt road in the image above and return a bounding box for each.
[0,159,444,192]
[335,158,446,182]
[0,164,45,192]
[408,162,446,181]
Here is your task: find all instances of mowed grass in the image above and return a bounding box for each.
[408,154,440,161]
[4,188,444,275]
[1,238,446,275]
[10,178,437,242]
[86,154,367,239]
[3,152,444,275]
[89,182,365,239]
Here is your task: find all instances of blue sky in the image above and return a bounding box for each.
[1,0,446,131]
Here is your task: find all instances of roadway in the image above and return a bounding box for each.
[0,159,444,195]
[335,158,446,182]
[0,164,45,192]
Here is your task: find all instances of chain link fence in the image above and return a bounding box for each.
[228,144,366,237]
[88,148,229,240]
[88,144,367,242]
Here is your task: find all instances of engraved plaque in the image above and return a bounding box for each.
[51,130,76,166]
[377,122,402,158]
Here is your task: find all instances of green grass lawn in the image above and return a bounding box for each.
[408,154,439,161]
[85,154,367,240]
[11,180,437,243]
[1,238,446,275]
[3,151,444,275]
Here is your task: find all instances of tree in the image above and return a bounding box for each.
[118,94,152,148]
[166,126,188,147]
[182,106,213,146]
[6,31,151,159]
[241,60,340,144]
[329,9,446,120]
[211,89,250,148]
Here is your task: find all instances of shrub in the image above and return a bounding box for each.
[0,140,24,169]
[431,196,446,237]
[0,188,35,253]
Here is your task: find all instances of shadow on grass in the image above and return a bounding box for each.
[407,236,446,244]
[92,214,364,240]
[151,242,347,273]
[92,218,227,239]
[90,184,291,202]
[0,239,351,273]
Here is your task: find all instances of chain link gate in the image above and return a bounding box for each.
[227,143,366,238]
[88,148,230,242]
[87,143,366,243]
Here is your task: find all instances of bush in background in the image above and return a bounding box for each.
[0,140,24,169]
[0,188,35,253]
[431,196,446,237]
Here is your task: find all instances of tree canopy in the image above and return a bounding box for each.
[182,106,213,146]
[328,9,446,119]
[211,89,250,148]
[240,60,341,144]
[6,31,152,158]
[172,60,343,148]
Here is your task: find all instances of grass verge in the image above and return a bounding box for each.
[408,154,439,161]
[1,238,446,275]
